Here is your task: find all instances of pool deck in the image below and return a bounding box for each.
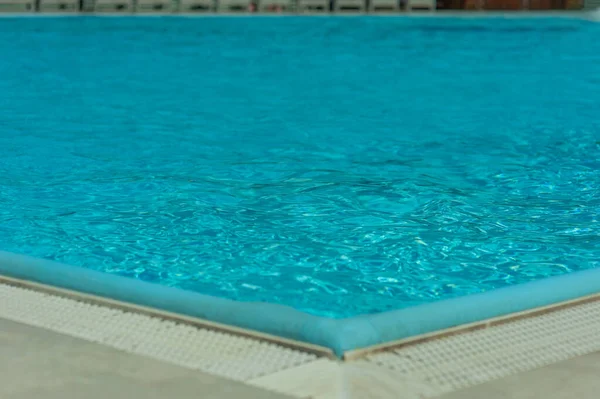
[0,318,291,399]
[2,317,600,399]
[2,277,600,398]
[441,352,600,399]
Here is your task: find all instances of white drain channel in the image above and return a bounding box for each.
[0,281,319,382]
[364,297,600,398]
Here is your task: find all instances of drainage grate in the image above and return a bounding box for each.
[364,299,600,398]
[0,282,318,382]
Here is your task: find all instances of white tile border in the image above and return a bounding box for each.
[0,279,323,383]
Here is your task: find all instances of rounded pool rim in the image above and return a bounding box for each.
[2,250,600,357]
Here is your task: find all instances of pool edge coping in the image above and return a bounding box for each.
[343,290,600,360]
[2,250,600,358]
[0,276,336,359]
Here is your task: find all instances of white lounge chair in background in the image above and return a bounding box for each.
[179,0,213,11]
[406,0,435,9]
[369,0,399,11]
[39,0,79,11]
[334,0,366,11]
[296,0,329,12]
[0,0,35,11]
[583,0,600,10]
[217,0,252,11]
[259,0,293,12]
[136,0,173,12]
[94,0,133,11]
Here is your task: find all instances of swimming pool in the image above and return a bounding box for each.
[1,15,600,351]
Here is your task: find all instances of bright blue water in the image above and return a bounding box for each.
[1,17,600,318]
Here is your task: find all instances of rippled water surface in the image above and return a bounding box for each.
[1,16,600,317]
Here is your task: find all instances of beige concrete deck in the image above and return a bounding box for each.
[439,352,600,399]
[3,316,600,399]
[0,318,290,399]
